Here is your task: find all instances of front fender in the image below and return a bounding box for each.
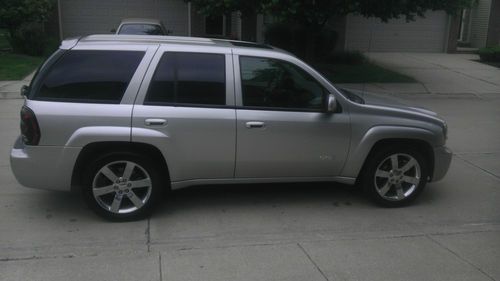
[340,126,440,178]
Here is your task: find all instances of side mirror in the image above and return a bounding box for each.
[326,94,337,113]
[20,85,29,97]
[111,28,116,33]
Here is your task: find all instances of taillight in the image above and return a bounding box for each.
[20,106,41,145]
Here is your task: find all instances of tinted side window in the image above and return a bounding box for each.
[145,52,226,106]
[240,56,326,111]
[35,50,144,103]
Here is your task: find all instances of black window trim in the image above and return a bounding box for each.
[142,101,233,109]
[237,55,331,113]
[144,51,227,107]
[140,102,340,113]
[28,49,67,100]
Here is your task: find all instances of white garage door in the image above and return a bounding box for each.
[345,11,449,52]
[60,0,189,38]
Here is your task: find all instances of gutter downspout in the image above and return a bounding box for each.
[444,15,451,53]
[188,2,192,36]
[58,0,63,41]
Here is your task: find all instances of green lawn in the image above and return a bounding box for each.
[315,62,416,83]
[0,53,44,80]
[0,29,44,80]
[0,29,11,50]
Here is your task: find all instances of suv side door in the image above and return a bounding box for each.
[132,45,236,183]
[233,51,351,178]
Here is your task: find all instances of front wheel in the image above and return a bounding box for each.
[362,146,429,207]
[83,153,162,221]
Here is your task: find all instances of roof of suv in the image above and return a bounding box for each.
[62,34,278,52]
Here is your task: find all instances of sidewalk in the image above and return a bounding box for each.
[0,72,33,99]
[364,52,500,96]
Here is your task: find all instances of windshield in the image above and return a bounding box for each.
[118,24,164,35]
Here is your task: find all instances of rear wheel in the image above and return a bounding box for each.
[362,146,429,207]
[83,152,162,221]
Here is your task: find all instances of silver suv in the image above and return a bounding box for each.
[11,35,452,221]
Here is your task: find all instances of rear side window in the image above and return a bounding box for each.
[34,50,144,103]
[145,52,226,106]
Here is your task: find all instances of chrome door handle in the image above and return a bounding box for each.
[245,121,265,129]
[145,118,167,126]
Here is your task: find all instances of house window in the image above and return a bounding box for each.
[205,15,225,36]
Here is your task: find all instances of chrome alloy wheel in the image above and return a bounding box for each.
[374,153,421,201]
[92,161,152,214]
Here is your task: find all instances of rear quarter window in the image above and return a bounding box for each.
[32,50,144,103]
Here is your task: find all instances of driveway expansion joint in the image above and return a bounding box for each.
[426,235,496,281]
[297,243,330,281]
[455,154,500,181]
[146,218,151,252]
[158,252,163,281]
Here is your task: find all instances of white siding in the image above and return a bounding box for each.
[345,11,449,52]
[60,0,189,38]
[470,0,492,48]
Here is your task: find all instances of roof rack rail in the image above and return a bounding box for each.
[80,34,216,45]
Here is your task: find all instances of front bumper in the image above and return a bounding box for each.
[10,137,81,191]
[431,145,452,182]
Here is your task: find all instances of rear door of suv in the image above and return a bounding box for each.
[132,44,236,183]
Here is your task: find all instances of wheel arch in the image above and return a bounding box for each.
[355,138,434,185]
[341,126,436,182]
[71,141,170,191]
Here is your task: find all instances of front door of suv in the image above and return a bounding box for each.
[234,55,351,178]
[132,47,236,183]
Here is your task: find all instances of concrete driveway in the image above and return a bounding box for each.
[365,52,500,96]
[1,82,500,279]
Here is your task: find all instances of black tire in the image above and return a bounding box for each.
[361,145,429,207]
[82,152,163,221]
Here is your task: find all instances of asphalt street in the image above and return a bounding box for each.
[0,93,499,281]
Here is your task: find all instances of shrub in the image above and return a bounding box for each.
[43,35,60,56]
[314,28,338,59]
[264,23,337,61]
[264,23,295,53]
[478,46,500,62]
[8,22,47,56]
